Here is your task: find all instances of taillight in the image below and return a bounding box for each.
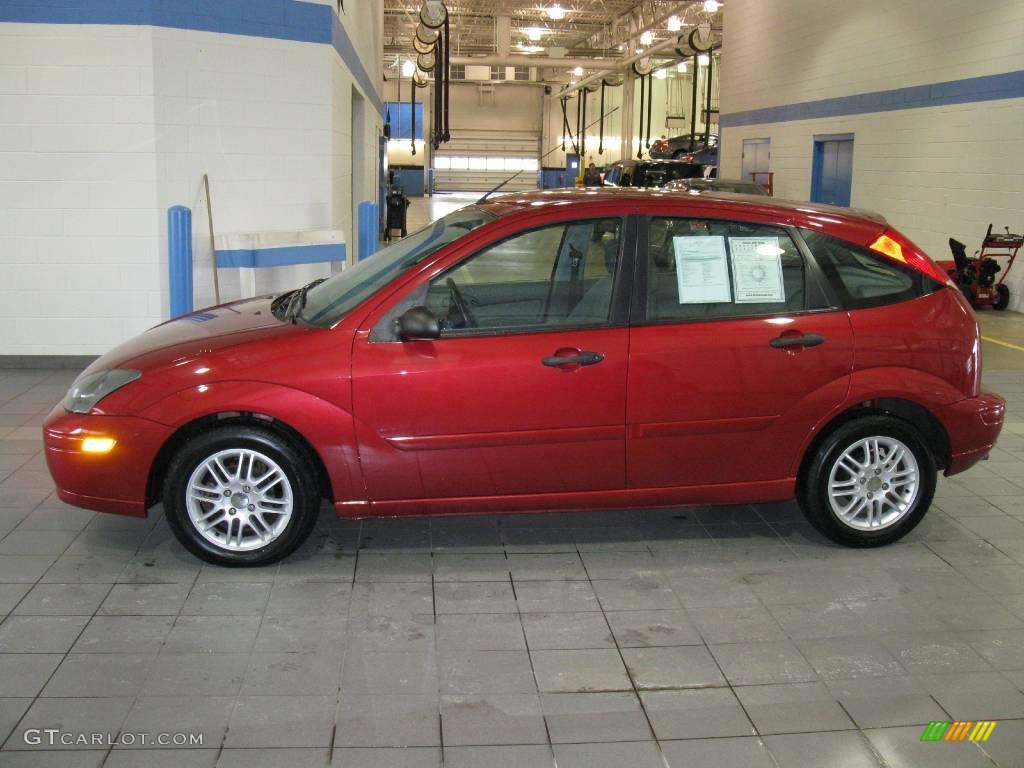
[684,154,694,162]
[869,230,953,286]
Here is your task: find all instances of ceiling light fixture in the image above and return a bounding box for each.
[667,15,682,31]
[677,61,687,73]
[525,26,545,41]
[547,4,566,20]
[519,43,544,53]
[573,66,584,76]
[640,30,654,46]
[697,53,710,65]
[654,67,667,79]
[401,59,416,77]
[703,0,721,12]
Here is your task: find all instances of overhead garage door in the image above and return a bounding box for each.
[433,129,539,192]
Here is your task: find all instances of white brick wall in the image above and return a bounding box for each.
[720,0,1024,311]
[0,23,160,357]
[0,4,382,356]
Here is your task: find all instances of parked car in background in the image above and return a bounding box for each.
[604,159,704,188]
[45,188,1004,566]
[649,133,718,160]
[667,178,771,195]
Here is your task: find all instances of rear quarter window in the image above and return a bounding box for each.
[800,229,939,310]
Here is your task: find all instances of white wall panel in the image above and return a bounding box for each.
[0,1,383,356]
[720,0,1024,310]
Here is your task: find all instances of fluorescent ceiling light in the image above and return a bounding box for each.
[573,66,584,76]
[525,26,545,41]
[547,4,566,20]
[640,30,654,45]
[704,0,721,12]
[519,44,544,53]
[667,15,682,31]
[401,59,416,77]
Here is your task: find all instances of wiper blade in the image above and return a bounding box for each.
[285,278,326,324]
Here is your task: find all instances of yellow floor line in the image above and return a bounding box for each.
[982,335,1024,353]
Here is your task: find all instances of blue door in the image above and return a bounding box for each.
[811,135,854,207]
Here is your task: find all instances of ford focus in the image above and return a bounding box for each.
[44,189,1005,565]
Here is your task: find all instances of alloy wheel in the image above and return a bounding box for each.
[185,448,294,552]
[826,436,920,531]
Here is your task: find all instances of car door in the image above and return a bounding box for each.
[351,215,632,502]
[627,214,854,490]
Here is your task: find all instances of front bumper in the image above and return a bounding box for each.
[43,405,173,517]
[937,390,1006,476]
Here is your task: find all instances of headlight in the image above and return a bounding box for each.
[63,369,142,414]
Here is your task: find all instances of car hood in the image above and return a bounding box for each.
[82,296,288,374]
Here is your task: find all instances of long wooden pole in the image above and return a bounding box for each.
[203,173,221,304]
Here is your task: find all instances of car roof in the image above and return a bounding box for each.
[477,187,888,230]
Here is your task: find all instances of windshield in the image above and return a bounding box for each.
[298,207,495,327]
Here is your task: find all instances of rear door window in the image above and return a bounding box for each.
[645,218,807,322]
[800,229,937,309]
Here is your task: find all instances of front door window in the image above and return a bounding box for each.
[425,218,623,334]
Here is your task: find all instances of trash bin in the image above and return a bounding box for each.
[383,189,410,241]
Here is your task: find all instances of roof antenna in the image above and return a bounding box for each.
[477,170,524,205]
[476,105,621,206]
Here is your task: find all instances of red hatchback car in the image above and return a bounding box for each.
[44,189,1005,566]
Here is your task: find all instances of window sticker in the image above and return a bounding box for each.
[673,235,731,304]
[729,237,786,303]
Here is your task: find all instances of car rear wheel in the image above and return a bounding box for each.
[163,425,320,566]
[798,416,936,547]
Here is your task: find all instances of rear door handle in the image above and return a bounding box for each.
[769,333,825,349]
[542,351,604,367]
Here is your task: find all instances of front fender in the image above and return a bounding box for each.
[139,380,363,506]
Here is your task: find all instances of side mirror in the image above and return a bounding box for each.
[394,306,440,341]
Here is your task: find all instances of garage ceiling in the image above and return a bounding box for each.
[382,0,714,60]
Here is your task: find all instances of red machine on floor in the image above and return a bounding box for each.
[942,224,1021,310]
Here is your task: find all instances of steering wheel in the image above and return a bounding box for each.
[445,278,478,328]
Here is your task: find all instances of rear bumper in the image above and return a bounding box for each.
[937,391,1006,476]
[43,405,173,517]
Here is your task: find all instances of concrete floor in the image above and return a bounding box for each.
[1,202,1023,766]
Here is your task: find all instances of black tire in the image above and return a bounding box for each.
[798,415,936,547]
[163,425,321,566]
[994,284,1010,311]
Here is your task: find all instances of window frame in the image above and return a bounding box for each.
[373,215,635,342]
[629,215,837,327]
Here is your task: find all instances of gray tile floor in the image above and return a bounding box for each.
[0,343,1023,767]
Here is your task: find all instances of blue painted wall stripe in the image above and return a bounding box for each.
[720,69,1024,128]
[0,0,383,115]
[216,242,345,269]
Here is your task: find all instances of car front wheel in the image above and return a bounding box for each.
[163,425,320,566]
[799,416,936,547]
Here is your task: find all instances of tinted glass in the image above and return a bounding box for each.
[427,219,622,334]
[801,229,935,309]
[646,218,806,322]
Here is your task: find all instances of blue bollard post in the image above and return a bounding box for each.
[358,201,378,261]
[168,206,193,318]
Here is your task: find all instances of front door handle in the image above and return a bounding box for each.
[769,333,825,349]
[542,350,604,367]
